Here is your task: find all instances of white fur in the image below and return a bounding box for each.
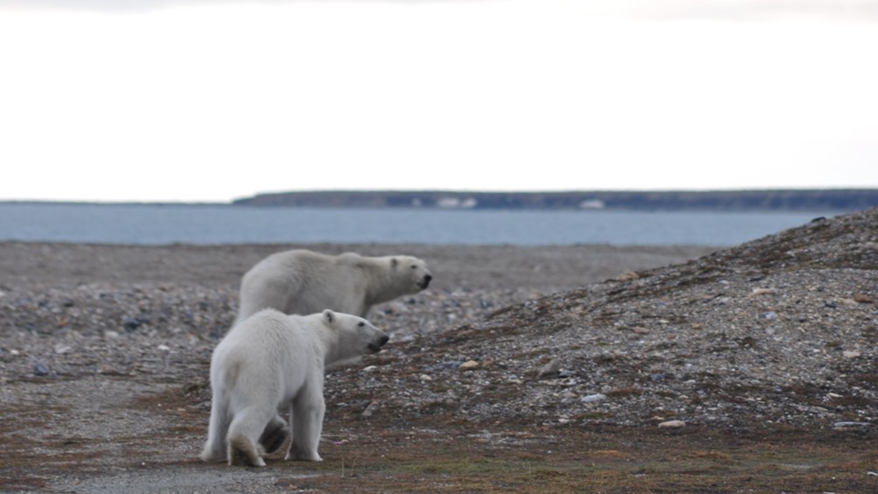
[234,249,432,324]
[200,309,389,467]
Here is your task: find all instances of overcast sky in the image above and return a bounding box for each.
[1,0,877,203]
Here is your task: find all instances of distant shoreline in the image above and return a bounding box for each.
[3,188,878,212]
[0,189,878,213]
[232,188,878,212]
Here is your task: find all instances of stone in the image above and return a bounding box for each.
[123,317,141,332]
[581,393,607,403]
[362,400,380,417]
[538,359,561,378]
[750,288,774,297]
[658,420,686,428]
[33,362,49,376]
[615,271,639,281]
[459,360,479,371]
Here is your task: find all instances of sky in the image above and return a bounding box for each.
[1,0,877,203]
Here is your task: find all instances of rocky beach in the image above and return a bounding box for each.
[1,208,876,493]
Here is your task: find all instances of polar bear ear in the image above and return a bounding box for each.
[322,309,335,326]
[391,258,399,268]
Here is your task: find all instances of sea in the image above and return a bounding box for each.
[0,202,842,247]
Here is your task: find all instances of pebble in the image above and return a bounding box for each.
[658,420,686,428]
[750,288,774,296]
[157,344,171,352]
[459,360,479,371]
[581,393,607,403]
[123,317,142,332]
[33,362,49,376]
[843,350,861,359]
[362,400,380,417]
[538,359,561,378]
[833,421,869,430]
[54,344,72,355]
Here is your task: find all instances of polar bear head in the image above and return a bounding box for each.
[320,310,389,366]
[390,255,433,292]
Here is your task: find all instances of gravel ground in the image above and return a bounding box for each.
[1,209,876,493]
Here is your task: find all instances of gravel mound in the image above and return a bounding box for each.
[324,208,878,430]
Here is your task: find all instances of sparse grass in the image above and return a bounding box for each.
[4,383,878,494]
[240,423,878,494]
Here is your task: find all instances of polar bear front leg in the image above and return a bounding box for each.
[285,389,325,461]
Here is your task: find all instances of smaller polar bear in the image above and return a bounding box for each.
[201,308,389,467]
[234,249,432,325]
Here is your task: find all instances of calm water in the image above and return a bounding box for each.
[0,202,840,247]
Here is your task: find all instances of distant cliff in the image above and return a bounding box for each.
[232,189,878,212]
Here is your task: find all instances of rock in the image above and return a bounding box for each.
[459,360,479,371]
[123,316,141,332]
[33,361,49,376]
[54,344,72,355]
[658,420,686,428]
[538,359,561,378]
[854,294,873,304]
[615,271,639,281]
[632,326,650,334]
[362,365,378,373]
[157,344,171,352]
[833,421,869,431]
[843,350,861,359]
[581,393,607,403]
[749,288,774,297]
[362,400,380,417]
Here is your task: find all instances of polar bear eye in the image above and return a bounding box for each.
[410,265,417,269]
[358,322,365,327]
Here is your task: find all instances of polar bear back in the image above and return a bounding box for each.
[235,249,432,324]
[212,310,322,403]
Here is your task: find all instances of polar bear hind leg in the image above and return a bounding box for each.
[227,407,273,467]
[285,390,325,461]
[259,413,290,454]
[200,396,231,462]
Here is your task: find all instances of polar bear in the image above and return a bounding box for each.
[200,308,389,467]
[234,249,432,325]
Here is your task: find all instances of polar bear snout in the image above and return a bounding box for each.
[368,334,390,353]
[418,274,433,289]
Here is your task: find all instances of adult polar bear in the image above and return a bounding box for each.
[201,308,389,467]
[234,249,432,324]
